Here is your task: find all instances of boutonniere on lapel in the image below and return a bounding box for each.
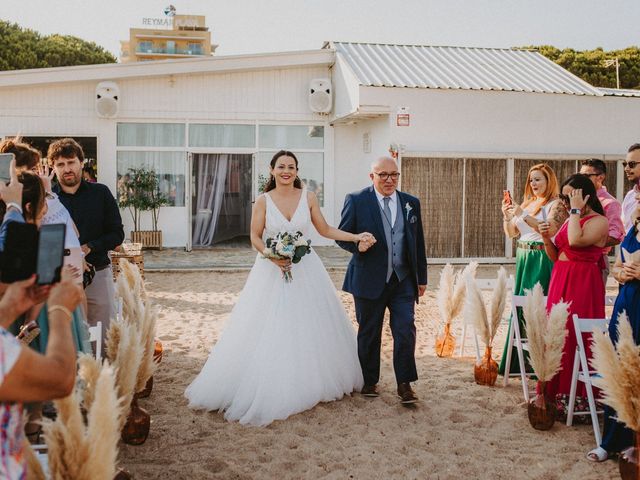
[405,202,417,223]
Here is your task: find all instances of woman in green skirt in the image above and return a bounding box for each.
[499,163,567,376]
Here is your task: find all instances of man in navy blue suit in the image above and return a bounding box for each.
[337,156,427,404]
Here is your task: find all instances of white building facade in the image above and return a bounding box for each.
[0,42,638,260]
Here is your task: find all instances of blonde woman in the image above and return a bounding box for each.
[499,163,567,376]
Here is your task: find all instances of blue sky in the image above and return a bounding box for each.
[2,0,638,58]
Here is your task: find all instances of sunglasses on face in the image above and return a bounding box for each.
[622,161,639,168]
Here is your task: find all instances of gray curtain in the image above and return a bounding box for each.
[192,154,229,246]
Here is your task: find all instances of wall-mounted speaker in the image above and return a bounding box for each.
[309,78,332,114]
[95,81,119,118]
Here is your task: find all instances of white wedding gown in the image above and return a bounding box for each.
[184,189,363,426]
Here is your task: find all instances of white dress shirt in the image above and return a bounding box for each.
[622,184,640,231]
[374,189,397,226]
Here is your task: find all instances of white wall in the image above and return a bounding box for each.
[0,65,331,247]
[359,87,640,155]
[332,117,390,222]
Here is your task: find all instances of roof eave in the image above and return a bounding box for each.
[0,49,335,88]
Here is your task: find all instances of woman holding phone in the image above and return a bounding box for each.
[499,163,567,377]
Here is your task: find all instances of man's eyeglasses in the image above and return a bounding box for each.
[622,161,639,169]
[581,172,601,177]
[374,172,400,181]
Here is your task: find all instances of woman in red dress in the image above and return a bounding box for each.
[539,174,609,415]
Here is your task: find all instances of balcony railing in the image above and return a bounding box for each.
[136,46,204,55]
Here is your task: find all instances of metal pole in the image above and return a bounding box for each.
[616,57,620,89]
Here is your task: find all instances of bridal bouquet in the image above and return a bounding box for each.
[263,231,311,282]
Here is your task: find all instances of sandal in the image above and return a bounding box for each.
[17,321,40,346]
[586,447,608,462]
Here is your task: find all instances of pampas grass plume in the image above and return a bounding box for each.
[24,441,45,480]
[451,261,478,320]
[524,284,569,382]
[78,354,101,411]
[465,275,489,346]
[592,311,640,431]
[488,267,507,344]
[80,363,123,480]
[437,264,455,324]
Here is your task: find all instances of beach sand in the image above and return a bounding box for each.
[119,270,619,480]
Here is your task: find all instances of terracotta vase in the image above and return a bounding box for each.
[121,396,150,445]
[527,381,556,430]
[619,431,640,480]
[137,376,153,399]
[474,346,498,386]
[114,468,133,480]
[154,340,163,363]
[435,324,456,358]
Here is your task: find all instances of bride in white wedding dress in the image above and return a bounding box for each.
[185,150,373,426]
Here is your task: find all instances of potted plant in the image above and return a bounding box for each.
[118,167,169,249]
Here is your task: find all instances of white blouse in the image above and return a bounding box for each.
[514,200,558,242]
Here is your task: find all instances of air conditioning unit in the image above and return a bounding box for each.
[95,81,119,118]
[308,78,332,114]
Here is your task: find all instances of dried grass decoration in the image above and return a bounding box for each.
[592,312,640,479]
[107,259,157,445]
[435,262,478,357]
[464,267,507,386]
[523,284,569,430]
[37,355,124,480]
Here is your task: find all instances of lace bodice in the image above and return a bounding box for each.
[263,188,311,239]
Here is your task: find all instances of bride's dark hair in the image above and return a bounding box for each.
[263,150,303,193]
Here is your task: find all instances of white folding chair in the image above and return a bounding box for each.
[459,276,514,361]
[502,293,544,402]
[566,314,608,447]
[88,321,102,361]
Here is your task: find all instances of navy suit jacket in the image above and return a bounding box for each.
[337,186,428,302]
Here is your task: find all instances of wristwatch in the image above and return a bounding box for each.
[569,208,581,215]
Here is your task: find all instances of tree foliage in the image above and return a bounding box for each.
[0,20,116,71]
[522,45,640,89]
[118,168,170,231]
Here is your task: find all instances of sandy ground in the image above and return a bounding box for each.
[119,269,620,480]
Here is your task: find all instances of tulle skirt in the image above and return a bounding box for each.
[184,250,363,426]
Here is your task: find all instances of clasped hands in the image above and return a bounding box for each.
[356,232,376,252]
[615,261,640,283]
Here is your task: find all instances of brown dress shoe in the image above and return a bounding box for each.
[360,384,379,397]
[397,383,418,404]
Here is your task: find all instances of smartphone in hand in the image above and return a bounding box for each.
[0,153,14,184]
[503,190,512,205]
[36,224,66,285]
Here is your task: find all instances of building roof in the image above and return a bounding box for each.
[327,42,603,96]
[0,49,334,88]
[598,87,640,97]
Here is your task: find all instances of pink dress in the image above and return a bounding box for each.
[544,215,605,414]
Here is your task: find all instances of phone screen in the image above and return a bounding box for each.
[36,224,66,285]
[0,153,14,183]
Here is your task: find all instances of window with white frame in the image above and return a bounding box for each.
[188,124,255,148]
[116,123,186,207]
[258,125,325,205]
